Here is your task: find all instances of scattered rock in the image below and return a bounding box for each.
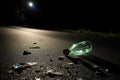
[67,62,74,65]
[27,62,38,66]
[12,63,23,69]
[35,77,41,80]
[23,50,31,55]
[47,69,63,78]
[95,71,100,75]
[12,63,26,73]
[52,72,63,76]
[29,46,40,49]
[76,78,83,80]
[20,77,26,80]
[65,65,69,69]
[7,69,13,74]
[105,69,109,72]
[50,59,53,62]
[12,62,38,74]
[67,70,71,76]
[35,69,41,73]
[59,65,63,68]
[33,43,37,44]
[58,56,64,60]
[47,69,53,73]
[40,65,43,67]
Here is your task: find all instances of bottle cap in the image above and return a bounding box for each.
[63,49,69,56]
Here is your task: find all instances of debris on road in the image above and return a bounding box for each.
[12,63,25,73]
[12,63,23,69]
[29,46,40,49]
[67,62,74,65]
[7,69,13,74]
[33,42,37,44]
[11,62,38,74]
[20,77,27,80]
[76,78,83,80]
[23,50,31,55]
[35,77,41,80]
[64,65,69,69]
[35,69,41,73]
[63,40,92,58]
[105,69,109,72]
[46,69,63,78]
[95,71,100,75]
[50,59,53,62]
[26,62,38,66]
[58,56,64,60]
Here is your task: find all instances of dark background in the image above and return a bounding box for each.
[0,0,119,32]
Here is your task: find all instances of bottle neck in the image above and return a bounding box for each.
[63,49,69,56]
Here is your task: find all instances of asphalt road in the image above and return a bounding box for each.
[0,26,120,80]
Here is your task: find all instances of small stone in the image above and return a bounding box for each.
[67,62,74,65]
[50,59,53,62]
[76,78,83,80]
[20,77,27,80]
[95,71,100,75]
[53,72,63,76]
[65,65,69,69]
[105,69,109,72]
[35,69,41,73]
[35,77,41,80]
[47,69,53,74]
[12,63,26,74]
[29,46,40,49]
[58,56,64,60]
[33,43,37,44]
[7,69,13,74]
[12,63,23,69]
[23,50,31,55]
[27,62,38,66]
[47,70,63,78]
[40,65,43,67]
[59,65,62,68]
[67,70,71,76]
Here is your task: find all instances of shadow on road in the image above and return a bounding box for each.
[66,55,120,75]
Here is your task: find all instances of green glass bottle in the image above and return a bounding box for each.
[63,40,93,58]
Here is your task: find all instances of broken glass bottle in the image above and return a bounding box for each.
[63,40,93,58]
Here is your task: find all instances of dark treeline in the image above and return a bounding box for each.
[0,0,119,33]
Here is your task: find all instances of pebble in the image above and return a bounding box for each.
[33,43,37,44]
[105,69,109,72]
[47,69,63,78]
[35,77,41,80]
[23,50,31,55]
[35,69,41,73]
[95,71,100,75]
[58,56,64,60]
[29,46,40,49]
[76,78,83,80]
[7,69,13,74]
[27,62,38,66]
[50,59,53,62]
[67,62,74,65]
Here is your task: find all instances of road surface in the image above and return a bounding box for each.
[0,26,120,80]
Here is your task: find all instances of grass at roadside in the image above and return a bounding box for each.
[58,29,120,38]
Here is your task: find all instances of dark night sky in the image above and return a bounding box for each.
[0,0,119,31]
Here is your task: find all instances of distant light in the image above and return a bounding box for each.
[28,2,33,7]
